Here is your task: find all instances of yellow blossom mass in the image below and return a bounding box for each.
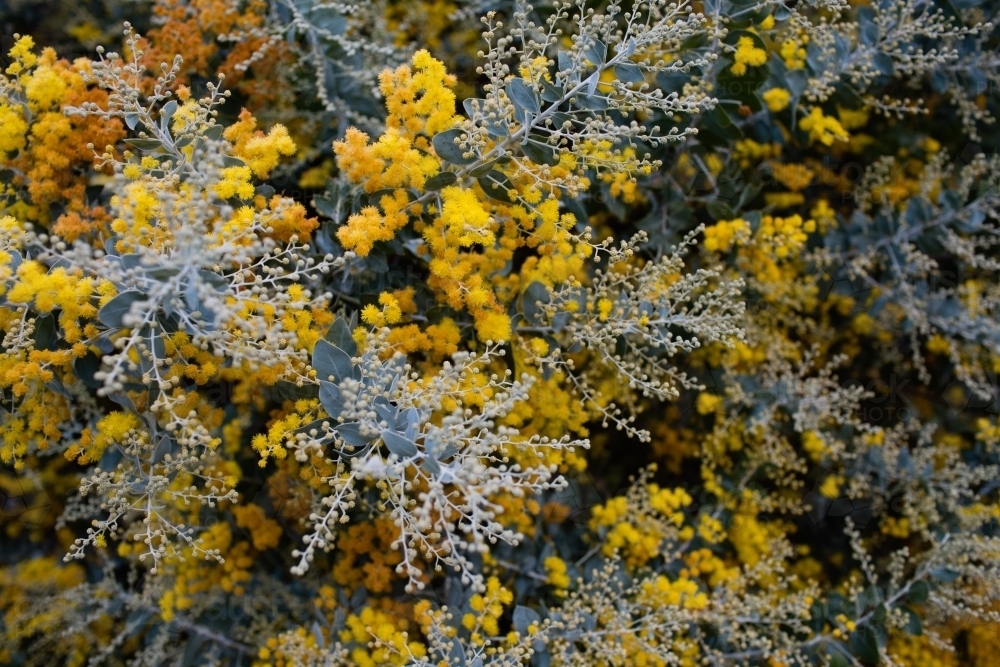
[3,8,998,667]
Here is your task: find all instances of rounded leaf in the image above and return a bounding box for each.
[425,171,459,190]
[477,171,516,202]
[313,339,355,383]
[433,129,477,165]
[98,291,146,328]
[319,381,345,418]
[522,139,559,167]
[614,62,645,84]
[507,78,540,114]
[382,430,418,459]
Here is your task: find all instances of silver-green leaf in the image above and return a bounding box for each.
[382,430,418,459]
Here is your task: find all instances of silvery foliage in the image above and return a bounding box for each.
[781,0,996,131]
[62,398,236,572]
[432,0,719,198]
[520,228,747,441]
[223,0,414,132]
[824,148,1000,398]
[51,26,346,410]
[45,25,347,569]
[290,325,588,591]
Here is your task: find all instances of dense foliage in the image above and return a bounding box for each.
[1,0,999,665]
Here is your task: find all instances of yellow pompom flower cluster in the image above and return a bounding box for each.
[589,478,693,567]
[473,311,512,343]
[888,631,959,667]
[361,292,404,327]
[222,109,297,179]
[649,484,693,520]
[800,107,850,146]
[332,128,441,253]
[733,138,782,169]
[596,297,615,321]
[330,519,407,594]
[109,182,164,251]
[331,49,459,258]
[6,261,97,342]
[1,36,127,225]
[703,218,750,253]
[343,127,440,195]
[382,49,461,137]
[339,606,427,667]
[0,557,85,646]
[682,548,740,588]
[420,184,515,342]
[0,101,29,156]
[780,37,808,69]
[544,555,571,592]
[239,126,296,178]
[756,214,815,258]
[232,504,282,550]
[155,523,255,622]
[4,35,39,75]
[762,87,791,112]
[639,574,708,610]
[337,188,413,257]
[24,60,67,113]
[696,391,725,415]
[728,493,788,568]
[435,185,495,248]
[801,430,826,461]
[764,192,806,209]
[770,162,815,192]
[64,410,142,464]
[730,36,767,76]
[462,576,515,642]
[215,165,256,199]
[819,474,844,498]
[697,514,727,544]
[591,497,663,566]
